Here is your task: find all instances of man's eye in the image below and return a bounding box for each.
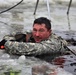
[33,29,45,32]
[33,29,37,32]
[39,29,45,32]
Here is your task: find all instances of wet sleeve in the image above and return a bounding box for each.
[3,35,15,41]
[4,39,66,56]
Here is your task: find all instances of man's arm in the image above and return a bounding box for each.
[4,39,66,56]
[0,33,26,49]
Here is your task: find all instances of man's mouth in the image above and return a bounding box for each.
[35,37,42,42]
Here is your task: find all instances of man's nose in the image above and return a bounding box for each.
[35,31,40,36]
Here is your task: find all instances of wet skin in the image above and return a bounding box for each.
[32,24,51,43]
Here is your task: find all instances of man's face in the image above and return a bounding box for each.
[32,24,51,43]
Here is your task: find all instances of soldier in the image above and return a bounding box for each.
[1,17,68,57]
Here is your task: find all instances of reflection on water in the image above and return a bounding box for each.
[52,54,76,75]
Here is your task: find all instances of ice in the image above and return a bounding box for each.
[0,49,74,75]
[18,55,26,64]
[57,68,73,75]
[1,53,10,59]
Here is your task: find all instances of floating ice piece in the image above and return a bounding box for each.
[18,55,26,64]
[1,53,10,59]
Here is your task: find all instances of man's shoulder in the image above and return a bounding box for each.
[49,33,68,45]
[49,33,60,39]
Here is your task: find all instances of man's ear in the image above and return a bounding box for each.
[48,29,52,34]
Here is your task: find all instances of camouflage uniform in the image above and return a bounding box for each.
[4,32,68,56]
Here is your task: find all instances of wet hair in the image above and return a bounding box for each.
[33,17,51,30]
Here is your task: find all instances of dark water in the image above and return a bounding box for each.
[52,54,76,75]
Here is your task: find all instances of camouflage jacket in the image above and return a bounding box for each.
[4,33,68,56]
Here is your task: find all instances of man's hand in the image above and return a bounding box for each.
[0,39,6,49]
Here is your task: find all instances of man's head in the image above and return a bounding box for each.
[32,17,52,43]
